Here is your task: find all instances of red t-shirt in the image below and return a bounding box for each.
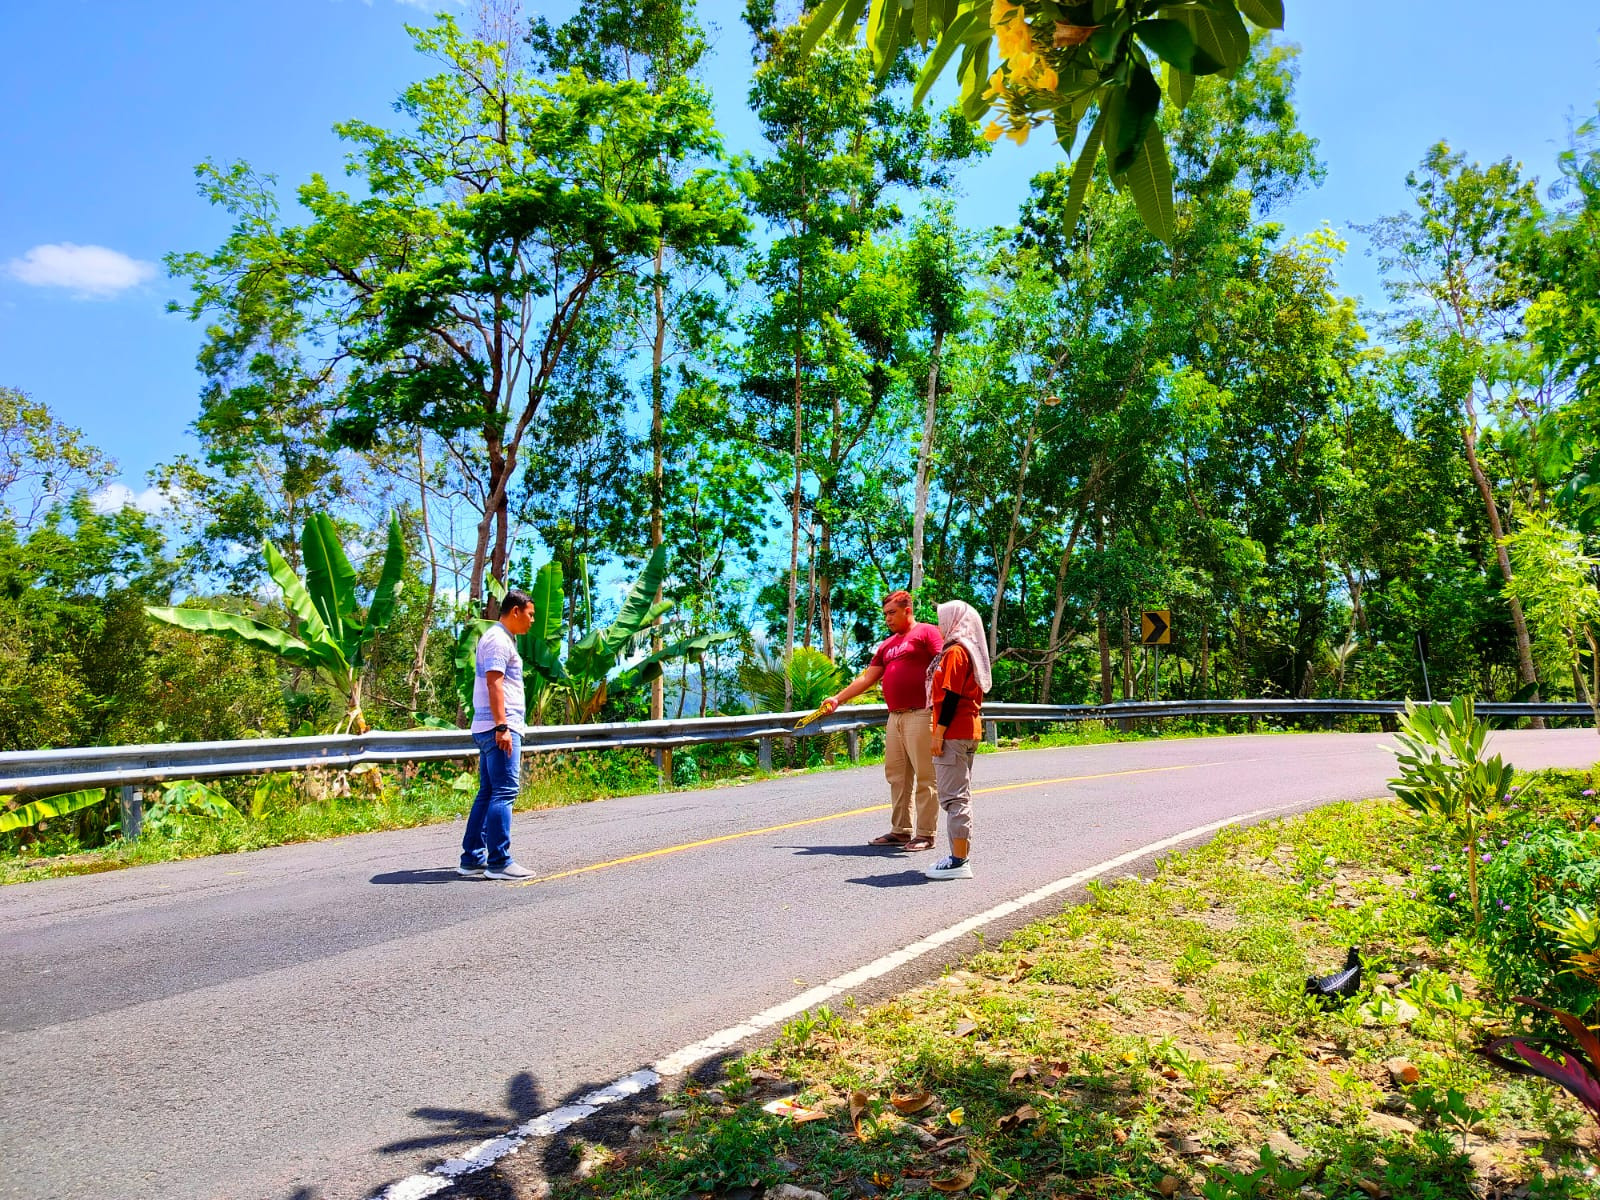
[871,622,943,710]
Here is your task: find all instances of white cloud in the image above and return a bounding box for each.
[91,483,174,515]
[6,243,157,298]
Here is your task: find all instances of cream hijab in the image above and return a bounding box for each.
[928,599,992,697]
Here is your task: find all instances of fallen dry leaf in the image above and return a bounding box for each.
[891,1092,934,1114]
[935,1134,968,1149]
[952,1020,979,1039]
[1009,1064,1038,1085]
[996,1103,1040,1132]
[1004,959,1035,983]
[930,1164,978,1192]
[1111,1127,1128,1145]
[760,1099,829,1124]
[849,1089,870,1136]
[1356,1181,1382,1199]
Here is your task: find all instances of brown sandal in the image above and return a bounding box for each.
[869,831,911,847]
[903,836,936,852]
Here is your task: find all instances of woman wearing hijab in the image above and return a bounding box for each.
[924,600,992,879]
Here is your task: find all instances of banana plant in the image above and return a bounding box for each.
[453,547,732,725]
[146,513,406,734]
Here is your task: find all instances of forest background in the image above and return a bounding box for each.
[3,0,1600,753]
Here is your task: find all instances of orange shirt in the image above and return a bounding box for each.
[930,644,982,741]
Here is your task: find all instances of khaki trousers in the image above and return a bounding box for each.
[933,738,976,842]
[884,708,938,838]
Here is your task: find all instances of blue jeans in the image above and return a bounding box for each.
[462,729,520,870]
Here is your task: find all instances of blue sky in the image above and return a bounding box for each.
[2,1,1598,508]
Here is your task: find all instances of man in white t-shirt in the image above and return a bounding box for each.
[458,589,536,880]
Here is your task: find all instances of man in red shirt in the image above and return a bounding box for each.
[820,590,943,850]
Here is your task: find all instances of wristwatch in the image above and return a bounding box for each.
[493,723,509,733]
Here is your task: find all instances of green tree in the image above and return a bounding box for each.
[169,14,745,617]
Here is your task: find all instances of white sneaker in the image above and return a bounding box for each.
[924,856,972,880]
[456,865,485,879]
[485,862,535,880]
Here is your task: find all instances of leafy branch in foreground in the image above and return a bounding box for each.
[146,514,405,734]
[799,0,1285,241]
[1477,996,1600,1131]
[0,789,106,834]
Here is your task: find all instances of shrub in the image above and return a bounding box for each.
[1477,825,1600,1019]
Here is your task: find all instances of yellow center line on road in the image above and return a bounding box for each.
[512,759,1228,886]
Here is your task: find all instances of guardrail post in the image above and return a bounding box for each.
[758,737,772,772]
[119,785,142,841]
[846,730,860,763]
[985,721,999,747]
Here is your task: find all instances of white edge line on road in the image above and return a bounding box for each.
[374,802,1295,1200]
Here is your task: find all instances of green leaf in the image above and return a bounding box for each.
[1110,61,1161,175]
[1167,63,1195,109]
[0,788,106,833]
[868,0,910,80]
[1238,0,1285,30]
[1168,3,1249,74]
[914,8,987,107]
[363,514,406,641]
[527,560,568,683]
[144,605,333,673]
[301,513,357,644]
[957,39,992,122]
[914,0,930,46]
[1119,118,1176,243]
[486,575,508,603]
[833,0,871,41]
[614,632,737,691]
[601,545,671,658]
[1133,18,1195,71]
[1059,104,1108,235]
[796,0,851,57]
[263,540,332,647]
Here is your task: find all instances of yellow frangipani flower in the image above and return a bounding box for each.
[1007,124,1031,146]
[1035,63,1059,91]
[990,0,1024,26]
[983,121,1005,143]
[996,20,1032,59]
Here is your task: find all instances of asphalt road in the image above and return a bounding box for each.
[4,730,1597,1200]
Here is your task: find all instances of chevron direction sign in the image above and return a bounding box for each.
[1140,610,1171,646]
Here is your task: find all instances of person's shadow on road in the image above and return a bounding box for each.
[844,869,931,888]
[369,868,461,885]
[777,843,896,858]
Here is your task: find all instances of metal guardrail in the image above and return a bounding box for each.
[1,698,1591,798]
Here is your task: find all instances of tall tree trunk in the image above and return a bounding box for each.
[1038,510,1087,703]
[910,326,943,597]
[1121,608,1134,700]
[785,254,805,695]
[1198,621,1210,699]
[407,438,440,714]
[1462,397,1543,724]
[1098,609,1113,703]
[650,239,667,724]
[990,417,1039,658]
[818,518,834,660]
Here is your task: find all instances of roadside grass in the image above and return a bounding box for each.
[0,717,1215,886]
[549,782,1600,1200]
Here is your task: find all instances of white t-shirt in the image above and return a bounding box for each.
[470,622,526,734]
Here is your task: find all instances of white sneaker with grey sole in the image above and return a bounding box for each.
[924,856,972,880]
[456,865,485,879]
[485,862,535,880]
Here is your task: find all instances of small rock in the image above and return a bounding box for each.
[658,1108,690,1129]
[1377,972,1402,987]
[1394,999,1421,1024]
[1265,1131,1310,1165]
[768,1186,829,1200]
[910,1126,938,1148]
[628,1125,645,1143]
[1171,1135,1204,1156]
[1383,1058,1420,1086]
[775,1158,801,1174]
[573,1146,607,1180]
[701,1089,727,1105]
[1366,1113,1420,1137]
[1377,1092,1408,1114]
[1158,1176,1181,1197]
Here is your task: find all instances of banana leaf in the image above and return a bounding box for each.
[614,631,736,690]
[525,560,568,683]
[0,788,106,833]
[302,513,358,645]
[359,514,407,658]
[263,540,334,647]
[144,605,347,677]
